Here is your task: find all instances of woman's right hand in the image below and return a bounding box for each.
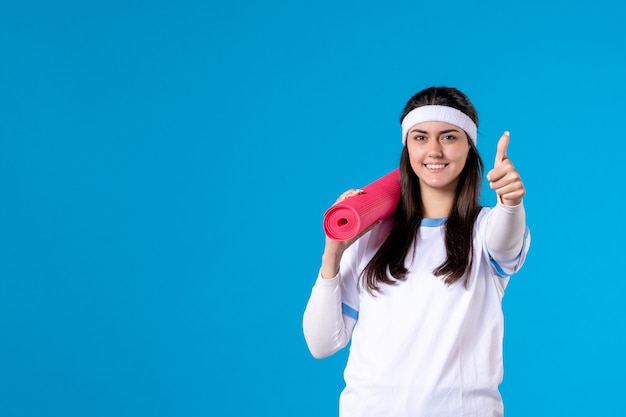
[320,189,381,279]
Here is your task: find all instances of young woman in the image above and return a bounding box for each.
[303,86,530,417]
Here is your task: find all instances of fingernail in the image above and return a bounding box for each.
[504,131,510,136]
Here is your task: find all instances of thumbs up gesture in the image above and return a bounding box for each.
[486,131,526,206]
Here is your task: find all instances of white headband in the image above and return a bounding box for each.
[401,105,477,145]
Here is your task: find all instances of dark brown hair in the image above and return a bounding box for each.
[360,87,484,294]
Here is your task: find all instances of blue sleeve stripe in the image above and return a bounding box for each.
[341,303,359,321]
[489,227,530,278]
[489,254,508,278]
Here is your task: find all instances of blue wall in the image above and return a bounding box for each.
[1,1,625,415]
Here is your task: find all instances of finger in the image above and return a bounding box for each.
[334,188,364,204]
[490,169,525,205]
[489,165,520,189]
[486,166,503,183]
[487,157,514,182]
[341,188,363,199]
[496,186,526,206]
[494,131,510,165]
[491,175,523,193]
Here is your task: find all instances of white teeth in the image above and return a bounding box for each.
[426,164,445,169]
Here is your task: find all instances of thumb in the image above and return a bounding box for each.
[494,131,510,166]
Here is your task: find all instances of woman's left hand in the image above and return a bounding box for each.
[486,131,526,206]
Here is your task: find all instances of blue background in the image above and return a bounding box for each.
[1,0,625,416]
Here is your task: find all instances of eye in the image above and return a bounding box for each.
[442,135,457,141]
[412,135,426,141]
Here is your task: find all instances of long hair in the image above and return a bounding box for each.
[360,87,484,294]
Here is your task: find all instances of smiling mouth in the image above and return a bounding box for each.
[425,163,447,170]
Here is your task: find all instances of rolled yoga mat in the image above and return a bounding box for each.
[323,168,401,240]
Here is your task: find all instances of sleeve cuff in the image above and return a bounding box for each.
[316,270,340,286]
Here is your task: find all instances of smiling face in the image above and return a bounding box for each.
[406,121,471,194]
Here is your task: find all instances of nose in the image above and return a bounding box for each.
[426,140,443,157]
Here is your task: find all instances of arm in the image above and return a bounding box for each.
[303,189,376,359]
[302,231,363,359]
[302,272,356,359]
[485,131,528,262]
[485,201,527,262]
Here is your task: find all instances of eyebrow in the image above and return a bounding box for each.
[409,128,461,135]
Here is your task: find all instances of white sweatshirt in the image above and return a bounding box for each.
[303,202,530,417]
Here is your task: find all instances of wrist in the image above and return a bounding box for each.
[500,198,523,207]
[320,252,343,279]
[322,248,344,259]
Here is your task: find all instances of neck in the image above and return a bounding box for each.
[420,185,456,218]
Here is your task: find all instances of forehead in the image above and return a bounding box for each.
[409,121,462,133]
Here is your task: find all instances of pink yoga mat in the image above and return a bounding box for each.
[323,169,401,240]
